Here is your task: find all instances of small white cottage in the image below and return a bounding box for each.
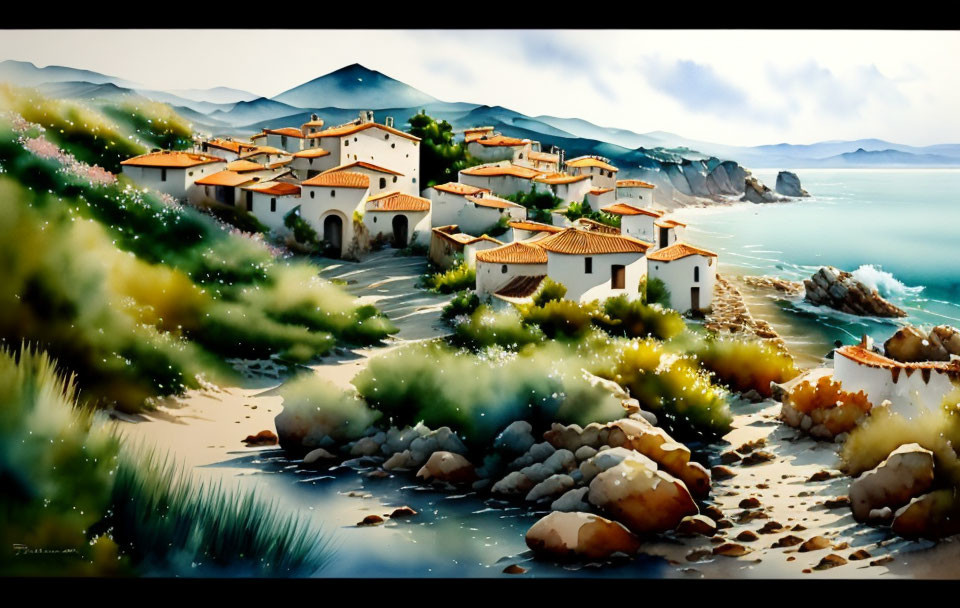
[565,156,618,190]
[475,241,549,300]
[459,163,544,198]
[601,202,663,243]
[363,191,432,248]
[120,150,226,201]
[615,179,656,207]
[646,242,718,313]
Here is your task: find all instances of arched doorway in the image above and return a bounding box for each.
[392,215,408,248]
[323,214,343,258]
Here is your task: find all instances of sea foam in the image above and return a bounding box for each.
[851,264,924,299]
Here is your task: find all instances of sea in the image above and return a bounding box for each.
[670,169,960,364]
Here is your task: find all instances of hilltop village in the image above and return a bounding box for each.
[120,111,719,314]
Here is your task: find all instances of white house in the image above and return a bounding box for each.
[505,219,564,243]
[363,191,431,248]
[653,218,686,250]
[833,336,960,417]
[464,126,495,143]
[190,165,292,208]
[430,182,491,227]
[475,241,549,300]
[601,202,663,243]
[299,170,370,259]
[458,193,527,235]
[290,147,335,180]
[565,156,618,190]
[616,179,656,207]
[320,161,407,197]
[196,138,257,162]
[459,162,544,198]
[646,242,718,313]
[586,186,616,208]
[429,226,503,269]
[240,181,302,232]
[257,127,308,154]
[525,149,561,173]
[466,134,533,165]
[304,112,421,196]
[238,146,291,168]
[532,172,593,206]
[120,150,226,201]
[535,228,651,303]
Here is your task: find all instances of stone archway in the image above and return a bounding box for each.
[392,214,409,248]
[323,214,343,258]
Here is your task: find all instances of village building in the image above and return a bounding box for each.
[466,133,534,165]
[238,146,291,168]
[464,126,495,143]
[475,241,548,301]
[299,170,371,259]
[319,161,408,197]
[576,217,621,235]
[429,225,503,269]
[459,162,544,198]
[120,150,226,201]
[601,202,663,243]
[189,160,292,208]
[586,186,616,208]
[646,242,718,314]
[255,127,307,154]
[565,156,618,190]
[239,181,302,232]
[535,228,652,302]
[430,182,490,226]
[532,172,593,206]
[653,218,686,249]
[616,179,656,207]
[363,191,432,248]
[300,114,325,137]
[290,147,335,180]
[525,149,561,173]
[303,112,420,196]
[196,138,257,162]
[505,219,564,243]
[832,337,960,417]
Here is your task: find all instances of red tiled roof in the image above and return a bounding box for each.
[433,182,490,196]
[302,171,370,189]
[508,220,563,233]
[466,195,524,210]
[601,202,663,218]
[566,156,619,172]
[366,191,430,212]
[461,164,543,179]
[309,121,420,142]
[323,161,403,176]
[242,181,301,196]
[195,170,260,187]
[494,274,547,302]
[263,127,305,138]
[534,172,590,185]
[225,160,266,172]
[292,148,331,159]
[536,228,652,255]
[617,179,656,189]
[121,150,225,168]
[473,134,529,147]
[646,242,718,261]
[476,241,548,264]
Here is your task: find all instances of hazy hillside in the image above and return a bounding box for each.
[273,63,438,110]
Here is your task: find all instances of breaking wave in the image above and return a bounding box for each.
[851,265,924,300]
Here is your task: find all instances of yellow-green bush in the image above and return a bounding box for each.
[520,299,598,340]
[451,305,545,350]
[594,294,686,341]
[691,335,798,397]
[423,261,476,294]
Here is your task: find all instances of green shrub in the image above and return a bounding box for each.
[643,276,671,307]
[520,299,597,340]
[532,277,567,307]
[284,206,322,252]
[424,262,476,294]
[691,335,798,397]
[203,202,269,235]
[353,340,624,448]
[275,374,381,448]
[407,112,480,187]
[505,187,564,212]
[451,305,544,350]
[594,294,686,341]
[442,290,481,320]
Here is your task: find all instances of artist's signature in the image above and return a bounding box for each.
[11,544,80,556]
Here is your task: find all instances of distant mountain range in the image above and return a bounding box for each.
[3,59,959,172]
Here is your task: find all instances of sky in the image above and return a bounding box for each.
[1,29,958,147]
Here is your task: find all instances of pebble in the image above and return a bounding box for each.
[389,506,418,518]
[772,535,804,548]
[739,497,761,509]
[686,549,714,562]
[741,451,776,466]
[503,564,527,575]
[357,515,384,526]
[849,549,872,561]
[758,521,784,534]
[813,554,847,570]
[799,536,831,552]
[713,543,751,557]
[823,496,851,509]
[711,465,736,480]
[736,530,759,542]
[870,556,894,567]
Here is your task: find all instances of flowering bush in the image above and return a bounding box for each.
[786,376,872,436]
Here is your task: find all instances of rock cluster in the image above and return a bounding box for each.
[740,176,787,203]
[742,275,804,296]
[705,275,786,348]
[803,266,906,317]
[884,325,960,362]
[774,171,809,197]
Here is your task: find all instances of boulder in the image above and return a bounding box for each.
[575,445,599,462]
[774,171,809,197]
[242,429,279,446]
[931,325,960,357]
[849,443,935,521]
[884,326,951,362]
[579,447,654,484]
[740,176,786,203]
[493,420,536,455]
[350,435,382,457]
[804,266,906,318]
[491,471,535,496]
[604,418,711,497]
[510,441,556,468]
[383,449,416,471]
[525,512,641,560]
[520,449,577,484]
[302,447,337,465]
[408,426,468,464]
[891,489,960,539]
[526,474,576,502]
[676,514,717,537]
[551,487,591,512]
[415,451,476,484]
[588,454,699,534]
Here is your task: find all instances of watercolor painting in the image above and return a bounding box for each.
[2,28,960,581]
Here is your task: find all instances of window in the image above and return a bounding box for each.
[501,265,508,274]
[392,176,398,183]
[611,264,625,289]
[584,257,593,274]
[384,134,389,140]
[160,168,167,182]
[412,177,417,184]
[379,177,386,189]
[345,140,349,147]
[694,266,700,282]
[246,193,253,212]
[188,171,194,177]
[331,190,336,198]
[391,143,396,149]
[310,191,315,199]
[281,136,287,148]
[270,198,277,212]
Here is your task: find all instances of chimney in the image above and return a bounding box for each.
[311,113,318,121]
[385,116,394,128]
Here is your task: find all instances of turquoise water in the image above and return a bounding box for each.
[671,169,960,350]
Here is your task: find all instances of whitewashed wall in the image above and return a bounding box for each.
[546,252,647,302]
[476,261,547,298]
[833,355,960,417]
[648,255,716,312]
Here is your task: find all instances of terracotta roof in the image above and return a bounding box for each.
[617,179,656,189]
[465,195,524,210]
[225,160,266,172]
[202,139,256,154]
[646,242,718,262]
[432,228,502,247]
[302,171,370,189]
[460,164,543,179]
[464,126,495,133]
[433,182,490,196]
[835,345,960,373]
[322,161,403,176]
[508,220,563,233]
[267,159,293,169]
[464,127,495,143]
[529,150,559,162]
[537,228,651,255]
[601,202,663,218]
[534,173,591,185]
[121,150,225,169]
[473,134,529,147]
[366,191,431,212]
[195,170,260,187]
[242,181,301,196]
[263,127,305,138]
[301,119,325,128]
[566,156,619,172]
[576,218,621,234]
[589,187,615,195]
[494,274,547,303]
[476,241,548,264]
[292,148,331,159]
[240,146,285,159]
[309,121,420,142]
[655,219,687,229]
